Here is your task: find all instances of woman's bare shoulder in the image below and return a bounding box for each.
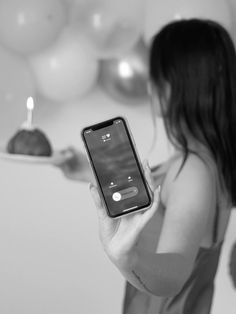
[161,152,214,205]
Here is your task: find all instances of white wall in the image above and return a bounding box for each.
[0,88,235,313]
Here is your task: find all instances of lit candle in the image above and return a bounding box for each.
[22,96,34,129]
[27,96,34,127]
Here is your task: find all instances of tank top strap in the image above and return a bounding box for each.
[212,203,220,245]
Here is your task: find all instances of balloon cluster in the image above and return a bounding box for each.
[0,0,234,109]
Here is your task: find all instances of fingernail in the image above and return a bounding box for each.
[89,183,94,191]
[153,185,161,203]
[61,148,73,158]
[144,159,149,169]
[65,150,74,158]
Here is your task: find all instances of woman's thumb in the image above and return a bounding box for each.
[89,184,108,220]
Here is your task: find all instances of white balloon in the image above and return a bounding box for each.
[0,0,67,54]
[144,0,232,43]
[29,30,99,102]
[69,0,145,59]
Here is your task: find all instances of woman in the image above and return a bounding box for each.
[56,19,236,313]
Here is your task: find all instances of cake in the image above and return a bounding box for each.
[7,128,52,157]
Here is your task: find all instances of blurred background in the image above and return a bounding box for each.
[0,0,235,313]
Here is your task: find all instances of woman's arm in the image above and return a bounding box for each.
[91,154,215,297]
[114,248,191,296]
[54,147,95,183]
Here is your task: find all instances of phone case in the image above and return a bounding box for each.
[81,116,153,218]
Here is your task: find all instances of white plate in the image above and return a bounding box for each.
[0,147,65,165]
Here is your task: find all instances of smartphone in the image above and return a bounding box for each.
[81,117,153,218]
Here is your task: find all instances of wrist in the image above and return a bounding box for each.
[108,246,138,271]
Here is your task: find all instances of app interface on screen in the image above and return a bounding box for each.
[84,119,150,216]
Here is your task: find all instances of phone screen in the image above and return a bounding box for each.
[82,117,152,218]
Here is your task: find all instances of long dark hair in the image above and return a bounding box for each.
[150,19,236,206]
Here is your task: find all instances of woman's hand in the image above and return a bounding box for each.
[53,146,94,183]
[90,161,161,267]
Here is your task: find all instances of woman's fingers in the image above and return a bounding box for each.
[89,184,102,207]
[89,184,108,220]
[140,185,161,227]
[143,159,155,191]
[53,147,76,167]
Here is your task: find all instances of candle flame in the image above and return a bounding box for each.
[27,96,34,110]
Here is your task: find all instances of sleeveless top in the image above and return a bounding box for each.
[122,155,227,314]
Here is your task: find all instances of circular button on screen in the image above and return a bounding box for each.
[112,192,122,202]
[112,187,138,202]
